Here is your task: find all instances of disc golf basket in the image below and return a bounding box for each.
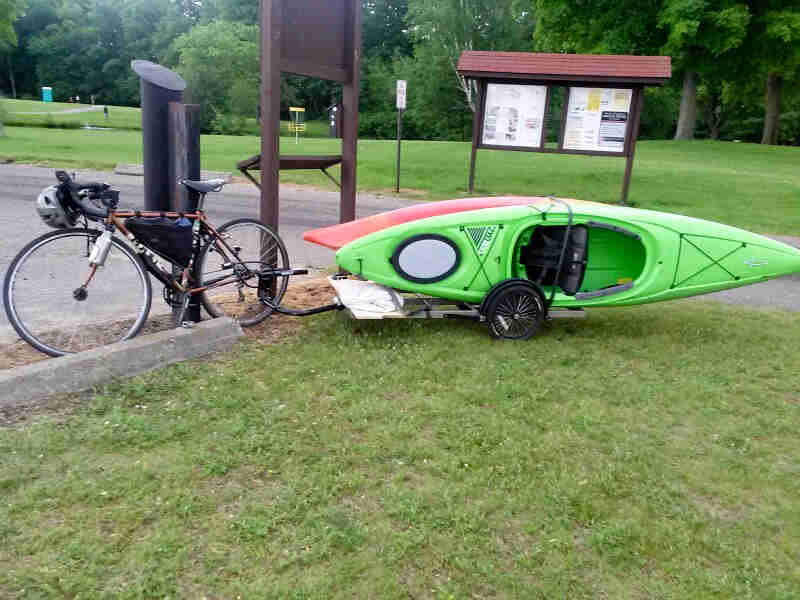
[288,107,306,144]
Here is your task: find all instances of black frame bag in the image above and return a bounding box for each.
[125,217,194,267]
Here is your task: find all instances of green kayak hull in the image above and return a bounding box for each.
[335,198,800,307]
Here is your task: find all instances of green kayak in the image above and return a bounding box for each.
[334,198,800,333]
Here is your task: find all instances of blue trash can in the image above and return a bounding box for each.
[41,87,53,102]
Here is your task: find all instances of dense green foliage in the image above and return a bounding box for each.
[534,0,800,144]
[0,0,797,142]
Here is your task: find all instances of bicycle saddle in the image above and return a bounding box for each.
[181,179,226,194]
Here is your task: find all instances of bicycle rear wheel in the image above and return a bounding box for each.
[199,218,289,327]
[3,228,152,357]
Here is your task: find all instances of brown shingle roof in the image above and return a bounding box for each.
[457,51,671,84]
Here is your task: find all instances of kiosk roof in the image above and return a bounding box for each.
[457,52,671,85]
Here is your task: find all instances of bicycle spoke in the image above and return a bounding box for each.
[199,219,289,327]
[4,230,152,356]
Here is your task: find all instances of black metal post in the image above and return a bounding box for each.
[132,60,186,211]
[395,108,403,193]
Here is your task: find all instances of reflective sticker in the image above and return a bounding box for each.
[744,258,768,268]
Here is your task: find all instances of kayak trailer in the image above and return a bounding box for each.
[265,198,585,341]
[268,274,584,341]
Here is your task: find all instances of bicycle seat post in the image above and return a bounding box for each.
[180,178,226,212]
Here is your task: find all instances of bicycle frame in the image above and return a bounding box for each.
[101,210,252,295]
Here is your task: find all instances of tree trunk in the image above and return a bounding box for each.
[709,106,727,140]
[674,70,698,140]
[761,72,783,145]
[6,54,16,99]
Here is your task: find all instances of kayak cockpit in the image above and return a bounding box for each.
[515,222,646,300]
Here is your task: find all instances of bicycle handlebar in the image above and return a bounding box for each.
[55,170,116,219]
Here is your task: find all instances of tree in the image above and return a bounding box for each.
[0,0,27,98]
[740,2,800,144]
[0,96,6,136]
[28,0,128,103]
[171,21,260,130]
[0,0,26,49]
[659,1,751,140]
[533,0,665,55]
[533,0,675,138]
[407,0,535,112]
[362,0,412,61]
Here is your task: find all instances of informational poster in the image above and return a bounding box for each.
[482,83,547,148]
[563,87,632,152]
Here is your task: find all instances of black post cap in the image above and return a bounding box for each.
[131,60,187,92]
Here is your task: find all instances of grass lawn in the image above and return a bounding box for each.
[3,99,143,130]
[2,98,331,136]
[0,125,799,235]
[1,300,799,597]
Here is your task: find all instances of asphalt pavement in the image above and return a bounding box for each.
[0,163,412,342]
[0,163,797,344]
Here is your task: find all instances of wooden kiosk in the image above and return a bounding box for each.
[457,52,671,204]
[243,0,361,230]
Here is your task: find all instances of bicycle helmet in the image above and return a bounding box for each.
[36,185,78,229]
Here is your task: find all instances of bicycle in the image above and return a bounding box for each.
[3,170,306,357]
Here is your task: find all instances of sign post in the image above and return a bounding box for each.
[395,80,406,193]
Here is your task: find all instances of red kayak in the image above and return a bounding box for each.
[303,196,554,250]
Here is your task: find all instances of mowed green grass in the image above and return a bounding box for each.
[1,301,799,597]
[3,99,143,130]
[1,125,799,234]
[3,98,331,136]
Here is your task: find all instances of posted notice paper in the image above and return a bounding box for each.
[482,84,547,148]
[563,87,632,152]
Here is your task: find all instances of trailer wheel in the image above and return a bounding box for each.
[485,283,545,340]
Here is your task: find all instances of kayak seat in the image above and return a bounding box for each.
[520,226,588,296]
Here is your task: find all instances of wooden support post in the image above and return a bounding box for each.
[168,102,202,323]
[260,0,282,230]
[620,87,643,205]
[339,0,361,223]
[168,103,201,212]
[468,81,485,194]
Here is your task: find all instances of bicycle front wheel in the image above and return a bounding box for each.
[199,218,289,327]
[3,228,152,357]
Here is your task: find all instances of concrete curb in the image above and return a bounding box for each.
[0,317,243,408]
[114,163,232,182]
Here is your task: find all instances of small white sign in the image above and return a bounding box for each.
[396,80,407,110]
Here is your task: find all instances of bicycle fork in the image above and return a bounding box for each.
[74,228,114,301]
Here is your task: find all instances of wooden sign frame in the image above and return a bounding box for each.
[456,51,671,205]
[469,78,644,203]
[259,0,361,230]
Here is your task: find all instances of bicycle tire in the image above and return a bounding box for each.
[3,228,152,357]
[198,218,290,327]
